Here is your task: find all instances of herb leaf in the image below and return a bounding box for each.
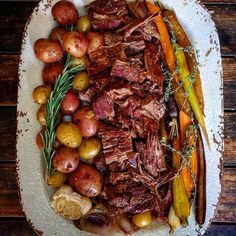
[42,54,84,175]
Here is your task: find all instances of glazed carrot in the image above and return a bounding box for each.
[171,122,191,225]
[172,136,181,170]
[172,135,190,226]
[175,44,210,148]
[163,10,204,112]
[179,110,198,197]
[196,131,206,226]
[146,1,178,82]
[171,79,191,115]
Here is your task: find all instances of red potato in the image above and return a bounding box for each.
[78,119,99,138]
[87,32,104,57]
[34,38,63,63]
[33,85,52,105]
[42,62,64,85]
[73,107,99,138]
[69,163,103,197]
[50,27,67,46]
[61,90,80,114]
[53,146,79,173]
[63,31,88,58]
[37,105,47,126]
[36,130,45,149]
[52,0,78,26]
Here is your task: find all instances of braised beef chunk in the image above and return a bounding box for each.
[92,17,126,31]
[142,133,167,176]
[100,124,133,164]
[128,1,149,19]
[123,13,159,41]
[90,43,125,65]
[84,0,176,220]
[144,43,164,88]
[138,96,166,122]
[104,32,124,46]
[89,70,114,91]
[87,0,127,16]
[123,40,146,55]
[93,93,115,120]
[124,192,156,214]
[111,60,146,83]
[87,0,128,31]
[94,153,107,174]
[78,86,98,103]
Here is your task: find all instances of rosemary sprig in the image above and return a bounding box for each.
[42,54,84,175]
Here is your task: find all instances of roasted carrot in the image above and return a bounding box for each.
[146,1,178,82]
[171,135,190,226]
[171,79,191,115]
[179,110,199,197]
[163,10,204,112]
[196,131,206,226]
[172,175,190,226]
[174,44,210,148]
[172,136,181,170]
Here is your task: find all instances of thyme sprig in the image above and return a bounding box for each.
[42,54,84,175]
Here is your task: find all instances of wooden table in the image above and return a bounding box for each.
[0,0,235,235]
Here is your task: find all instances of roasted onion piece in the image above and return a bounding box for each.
[75,205,113,235]
[51,185,92,220]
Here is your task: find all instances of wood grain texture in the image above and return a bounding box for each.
[208,5,236,56]
[0,108,16,162]
[0,2,235,55]
[0,55,235,109]
[0,163,235,221]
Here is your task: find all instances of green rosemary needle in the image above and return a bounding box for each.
[42,54,84,175]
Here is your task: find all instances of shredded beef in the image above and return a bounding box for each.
[93,93,115,120]
[100,124,133,164]
[87,0,127,16]
[104,32,124,46]
[111,60,146,83]
[144,43,164,88]
[142,133,167,176]
[83,0,175,218]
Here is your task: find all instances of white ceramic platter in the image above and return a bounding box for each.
[17,0,223,235]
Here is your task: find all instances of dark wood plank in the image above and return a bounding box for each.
[0,55,18,106]
[1,55,235,109]
[0,218,36,236]
[205,224,236,236]
[0,163,235,222]
[224,112,236,165]
[0,2,235,56]
[0,164,23,216]
[0,1,37,53]
[0,108,16,162]
[208,5,236,56]
[223,58,236,111]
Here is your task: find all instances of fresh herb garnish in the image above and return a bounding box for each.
[42,55,84,175]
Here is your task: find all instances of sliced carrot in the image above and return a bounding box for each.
[179,111,198,198]
[146,1,178,82]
